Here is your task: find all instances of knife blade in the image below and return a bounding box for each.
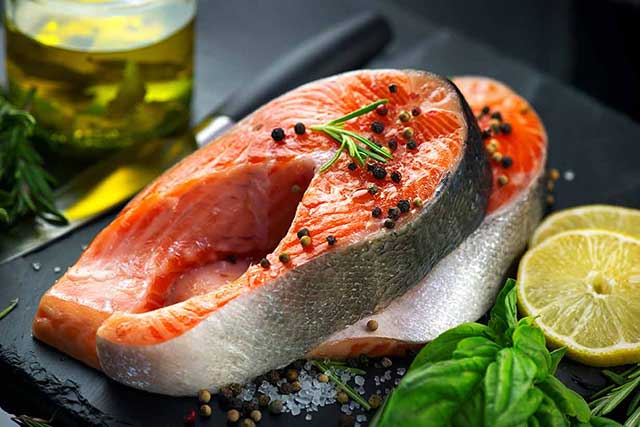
[0,12,392,264]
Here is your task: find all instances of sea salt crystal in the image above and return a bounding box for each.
[564,170,575,181]
[354,375,365,386]
[305,414,313,421]
[355,423,361,427]
[356,386,365,395]
[341,404,352,414]
[53,266,61,273]
[81,244,88,250]
[397,368,406,376]
[31,262,41,271]
[357,414,367,422]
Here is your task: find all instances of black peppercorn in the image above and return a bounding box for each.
[326,235,337,246]
[383,219,395,229]
[294,122,306,135]
[407,140,417,150]
[390,171,401,183]
[372,207,382,218]
[388,207,401,220]
[371,121,385,134]
[388,84,398,93]
[501,156,513,168]
[388,138,398,151]
[397,199,410,213]
[348,162,357,171]
[372,165,387,180]
[271,127,285,141]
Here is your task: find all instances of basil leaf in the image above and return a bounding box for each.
[376,356,494,426]
[451,387,484,427]
[533,394,569,427]
[452,336,502,360]
[549,347,567,375]
[513,318,552,380]
[410,323,497,370]
[484,348,542,426]
[537,376,591,422]
[489,279,518,342]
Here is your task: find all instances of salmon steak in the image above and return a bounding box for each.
[33,69,491,395]
[312,76,548,359]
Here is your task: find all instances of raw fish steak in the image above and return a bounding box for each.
[33,70,490,395]
[312,76,547,358]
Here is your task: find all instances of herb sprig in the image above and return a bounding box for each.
[311,360,371,410]
[590,364,640,426]
[310,99,392,172]
[0,298,18,321]
[0,95,66,227]
[11,414,54,427]
[373,279,622,427]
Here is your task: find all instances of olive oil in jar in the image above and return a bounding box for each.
[4,0,196,157]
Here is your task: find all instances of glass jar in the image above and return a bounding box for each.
[4,0,196,158]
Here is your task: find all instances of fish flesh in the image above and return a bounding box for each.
[33,70,491,395]
[311,76,548,358]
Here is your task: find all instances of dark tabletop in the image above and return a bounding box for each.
[2,1,640,426]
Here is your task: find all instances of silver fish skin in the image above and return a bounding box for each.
[96,71,491,396]
[311,174,545,358]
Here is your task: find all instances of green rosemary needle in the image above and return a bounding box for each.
[311,360,371,410]
[310,99,392,172]
[11,414,54,427]
[590,363,640,425]
[0,298,18,321]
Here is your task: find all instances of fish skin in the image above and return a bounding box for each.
[311,76,547,359]
[95,72,491,396]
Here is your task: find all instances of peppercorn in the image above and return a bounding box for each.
[348,162,357,171]
[266,370,281,385]
[372,165,387,180]
[294,122,306,135]
[278,252,290,264]
[501,123,512,134]
[257,393,270,407]
[300,235,312,248]
[337,391,349,404]
[402,127,414,139]
[318,373,329,383]
[481,129,491,139]
[406,140,417,150]
[269,400,284,415]
[548,168,560,181]
[296,228,310,239]
[259,257,270,268]
[413,197,423,208]
[291,184,301,193]
[226,254,237,264]
[279,382,293,394]
[411,106,422,116]
[501,156,513,168]
[398,111,411,122]
[368,184,379,195]
[383,219,395,229]
[388,138,398,151]
[368,394,383,409]
[271,127,285,141]
[197,389,211,403]
[366,163,375,172]
[228,383,243,396]
[381,357,393,368]
[481,105,490,115]
[490,111,502,121]
[390,171,402,183]
[285,368,299,382]
[243,400,258,414]
[326,235,337,246]
[339,414,355,427]
[546,194,555,205]
[199,404,212,417]
[230,397,244,410]
[388,207,400,220]
[546,180,555,191]
[376,104,388,116]
[397,199,410,213]
[240,419,256,427]
[372,206,382,218]
[492,152,503,162]
[497,175,509,186]
[227,409,241,423]
[250,410,262,423]
[219,386,234,401]
[388,84,398,93]
[371,121,385,134]
[367,319,379,331]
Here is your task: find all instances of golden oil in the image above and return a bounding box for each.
[4,0,196,157]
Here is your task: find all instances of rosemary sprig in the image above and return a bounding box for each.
[590,364,640,425]
[0,95,67,227]
[311,360,371,410]
[11,414,54,427]
[322,360,367,375]
[0,298,18,321]
[310,99,392,172]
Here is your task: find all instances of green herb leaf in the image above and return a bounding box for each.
[483,348,542,426]
[531,394,568,427]
[538,375,591,422]
[488,278,518,343]
[549,347,567,375]
[512,318,552,381]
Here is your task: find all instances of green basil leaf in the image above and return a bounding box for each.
[533,394,569,427]
[549,347,567,375]
[537,375,591,422]
[489,279,518,342]
[451,387,484,427]
[410,323,497,370]
[453,336,502,360]
[376,356,494,427]
[512,319,552,380]
[484,348,542,426]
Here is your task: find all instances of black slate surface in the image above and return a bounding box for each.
[2,1,640,426]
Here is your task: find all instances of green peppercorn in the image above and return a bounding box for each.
[200,404,212,417]
[402,127,414,139]
[413,197,423,208]
[368,184,379,195]
[250,409,262,422]
[398,111,411,122]
[368,394,383,409]
[259,258,270,268]
[240,419,256,427]
[198,389,211,403]
[279,252,290,263]
[227,409,240,422]
[257,393,270,407]
[337,391,349,404]
[269,399,284,415]
[300,235,312,248]
[228,383,243,396]
[296,228,310,238]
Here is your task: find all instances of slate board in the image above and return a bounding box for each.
[2,1,640,426]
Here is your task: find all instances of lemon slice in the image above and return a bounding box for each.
[518,229,640,366]
[530,204,640,247]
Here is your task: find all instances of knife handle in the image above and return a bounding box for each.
[208,12,392,123]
